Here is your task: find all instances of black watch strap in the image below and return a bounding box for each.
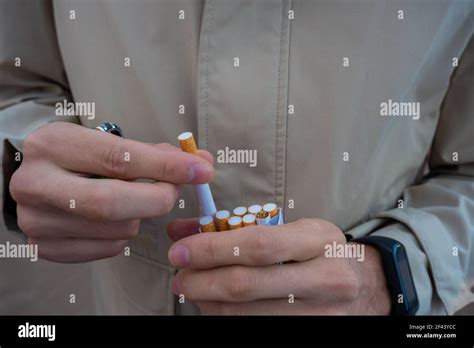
[354,236,419,315]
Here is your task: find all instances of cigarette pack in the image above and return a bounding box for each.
[178,132,285,233]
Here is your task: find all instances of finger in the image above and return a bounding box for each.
[17,205,140,240]
[167,218,200,241]
[29,237,128,263]
[168,219,344,268]
[195,299,308,315]
[150,144,213,165]
[15,164,180,221]
[173,258,356,303]
[149,143,181,151]
[36,123,213,184]
[197,150,214,165]
[173,263,308,302]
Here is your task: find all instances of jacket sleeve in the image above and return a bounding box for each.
[348,35,474,315]
[0,0,78,234]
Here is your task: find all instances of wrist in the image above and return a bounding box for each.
[353,244,391,315]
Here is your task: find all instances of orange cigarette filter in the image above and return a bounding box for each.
[233,206,247,217]
[228,216,243,230]
[242,214,257,227]
[178,132,199,155]
[199,216,216,232]
[215,210,230,231]
[263,203,278,218]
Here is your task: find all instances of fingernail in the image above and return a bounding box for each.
[189,163,212,183]
[169,244,190,267]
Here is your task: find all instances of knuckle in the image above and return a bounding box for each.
[202,237,218,264]
[16,207,35,236]
[84,187,115,221]
[22,127,49,158]
[9,169,27,202]
[224,267,256,300]
[98,143,129,179]
[159,157,168,181]
[318,219,345,242]
[249,231,277,264]
[297,218,345,243]
[122,220,140,239]
[158,187,176,215]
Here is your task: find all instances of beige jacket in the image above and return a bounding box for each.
[0,0,473,315]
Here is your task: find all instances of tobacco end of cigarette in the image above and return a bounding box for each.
[178,132,199,155]
[256,210,269,219]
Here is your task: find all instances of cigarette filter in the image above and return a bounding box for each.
[242,214,257,226]
[228,216,243,230]
[178,132,217,217]
[263,203,278,218]
[215,210,231,231]
[233,206,247,217]
[248,204,262,215]
[178,131,199,155]
[199,215,216,232]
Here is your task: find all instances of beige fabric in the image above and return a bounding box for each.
[0,0,473,315]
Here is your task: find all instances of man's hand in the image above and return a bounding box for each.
[167,218,391,315]
[9,122,214,263]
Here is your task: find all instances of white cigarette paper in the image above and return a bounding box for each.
[195,184,217,216]
[178,132,217,217]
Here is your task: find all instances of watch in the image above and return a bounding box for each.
[354,236,419,315]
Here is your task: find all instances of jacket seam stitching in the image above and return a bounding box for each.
[203,0,215,150]
[275,1,285,201]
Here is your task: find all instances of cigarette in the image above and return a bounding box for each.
[256,210,270,225]
[178,132,217,217]
[199,215,216,232]
[233,206,247,217]
[242,214,256,226]
[263,203,278,218]
[215,210,230,231]
[248,204,262,215]
[228,216,243,230]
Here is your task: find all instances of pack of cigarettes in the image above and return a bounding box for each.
[178,132,284,232]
